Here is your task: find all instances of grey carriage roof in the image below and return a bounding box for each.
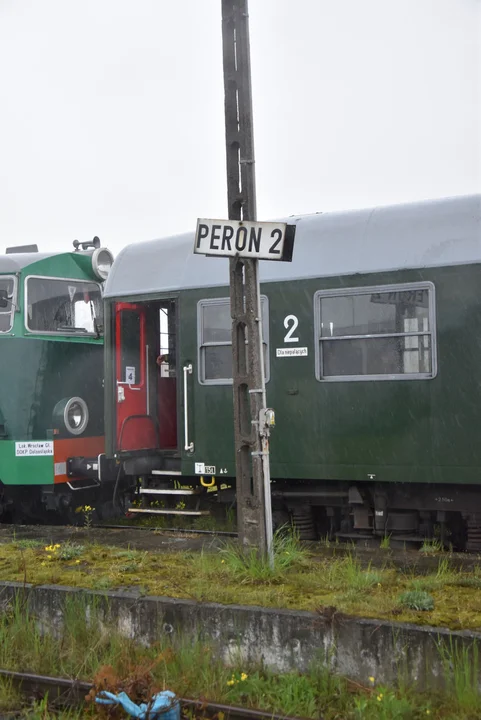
[0,252,58,274]
[104,194,481,299]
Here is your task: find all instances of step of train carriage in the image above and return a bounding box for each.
[110,299,208,518]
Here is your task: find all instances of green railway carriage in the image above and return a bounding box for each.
[0,241,116,521]
[103,194,481,549]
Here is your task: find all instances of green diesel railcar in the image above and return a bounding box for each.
[0,241,116,521]
[103,194,481,549]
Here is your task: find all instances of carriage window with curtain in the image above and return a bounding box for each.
[198,297,270,384]
[26,277,103,336]
[315,284,436,380]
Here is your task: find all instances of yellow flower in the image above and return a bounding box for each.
[377,694,383,702]
[368,676,375,684]
[44,544,60,552]
[240,673,248,681]
[426,711,431,716]
[40,562,46,567]
[75,560,81,564]
[226,680,235,686]
[221,560,225,564]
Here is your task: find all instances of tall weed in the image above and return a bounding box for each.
[325,554,383,595]
[438,637,481,713]
[219,526,309,581]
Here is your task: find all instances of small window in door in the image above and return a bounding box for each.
[158,302,176,378]
[120,310,141,385]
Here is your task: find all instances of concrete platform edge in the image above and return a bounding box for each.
[0,581,478,690]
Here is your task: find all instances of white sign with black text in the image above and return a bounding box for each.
[15,441,54,457]
[125,366,136,384]
[276,347,308,357]
[194,219,293,261]
[195,462,216,475]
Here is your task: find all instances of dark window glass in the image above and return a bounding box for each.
[205,346,232,381]
[318,286,434,379]
[120,311,141,384]
[320,289,429,337]
[26,278,103,335]
[200,298,269,382]
[203,345,269,382]
[0,277,14,333]
[203,303,231,343]
[322,335,432,377]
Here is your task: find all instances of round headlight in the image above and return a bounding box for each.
[92,247,114,281]
[53,397,89,436]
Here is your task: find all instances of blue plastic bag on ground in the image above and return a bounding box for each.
[95,689,180,719]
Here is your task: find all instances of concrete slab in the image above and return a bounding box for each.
[0,581,479,692]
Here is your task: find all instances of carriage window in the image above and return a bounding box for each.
[315,283,436,381]
[198,297,270,384]
[0,276,16,333]
[25,277,103,336]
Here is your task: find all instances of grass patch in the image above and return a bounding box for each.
[438,638,481,715]
[405,559,461,595]
[379,534,391,550]
[218,527,309,582]
[23,697,89,719]
[57,542,85,561]
[420,538,444,554]
[0,675,22,711]
[13,539,44,550]
[398,590,434,611]
[325,555,383,594]
[352,686,433,719]
[2,538,481,631]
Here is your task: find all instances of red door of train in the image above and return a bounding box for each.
[115,303,157,451]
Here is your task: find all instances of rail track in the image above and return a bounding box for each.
[0,668,313,720]
[95,523,238,537]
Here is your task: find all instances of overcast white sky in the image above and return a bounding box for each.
[0,0,479,254]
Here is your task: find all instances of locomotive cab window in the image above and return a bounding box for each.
[25,277,103,336]
[0,276,16,333]
[315,283,436,381]
[198,297,270,384]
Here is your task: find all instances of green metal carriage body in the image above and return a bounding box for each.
[103,194,481,544]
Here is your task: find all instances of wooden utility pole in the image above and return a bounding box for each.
[221,0,273,559]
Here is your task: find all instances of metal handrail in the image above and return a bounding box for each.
[183,363,194,452]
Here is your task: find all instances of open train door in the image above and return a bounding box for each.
[115,302,157,452]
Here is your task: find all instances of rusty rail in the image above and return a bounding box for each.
[0,668,315,720]
[94,523,238,537]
